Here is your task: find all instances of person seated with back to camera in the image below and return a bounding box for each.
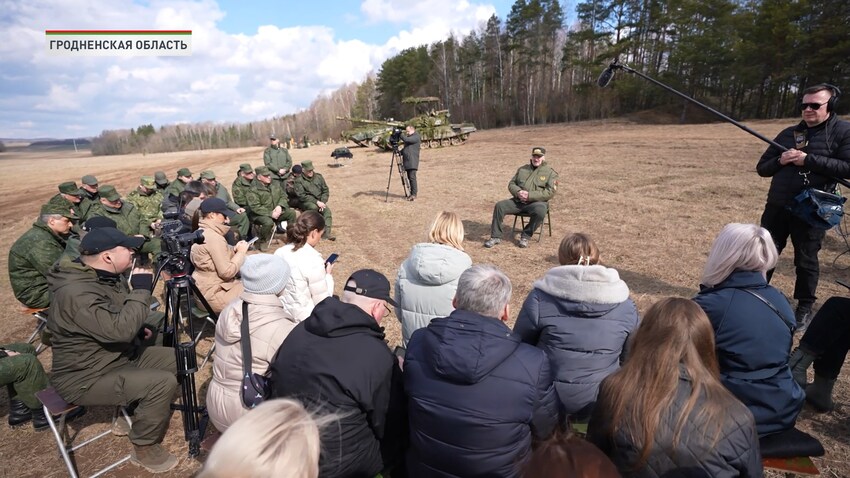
[206,254,296,432]
[587,298,762,477]
[521,431,621,478]
[395,211,472,347]
[274,211,335,322]
[692,223,804,437]
[513,232,639,421]
[190,197,249,314]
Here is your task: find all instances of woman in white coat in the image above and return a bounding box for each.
[274,211,334,321]
[395,211,472,347]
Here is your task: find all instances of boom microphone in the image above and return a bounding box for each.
[597,63,616,88]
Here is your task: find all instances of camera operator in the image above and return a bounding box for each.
[47,227,179,473]
[400,124,421,201]
[190,198,249,313]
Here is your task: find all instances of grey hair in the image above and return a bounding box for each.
[701,223,778,287]
[454,264,512,318]
[39,213,65,224]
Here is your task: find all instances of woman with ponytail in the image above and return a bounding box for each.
[513,232,639,420]
[274,211,334,321]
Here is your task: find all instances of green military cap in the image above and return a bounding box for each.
[154,171,169,186]
[58,181,83,196]
[81,174,98,186]
[531,146,546,157]
[255,166,271,176]
[41,202,78,219]
[177,167,192,177]
[239,163,253,173]
[140,176,156,189]
[200,170,216,180]
[301,160,314,171]
[99,185,121,202]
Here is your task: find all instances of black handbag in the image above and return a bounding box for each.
[788,187,845,230]
[240,301,270,409]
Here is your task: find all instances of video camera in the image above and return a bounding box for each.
[389,127,403,147]
[157,218,204,277]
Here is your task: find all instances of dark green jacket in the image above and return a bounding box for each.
[78,191,99,221]
[86,201,142,236]
[163,179,187,198]
[246,182,289,218]
[507,161,559,203]
[263,146,292,180]
[231,177,255,208]
[294,173,330,206]
[214,183,239,211]
[125,188,164,238]
[46,194,81,216]
[47,256,154,401]
[8,221,67,308]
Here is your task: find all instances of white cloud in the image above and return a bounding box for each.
[18,120,35,128]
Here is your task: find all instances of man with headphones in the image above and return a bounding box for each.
[757,84,850,327]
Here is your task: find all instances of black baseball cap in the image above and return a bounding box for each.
[79,227,145,255]
[200,197,235,217]
[343,269,398,307]
[82,216,117,231]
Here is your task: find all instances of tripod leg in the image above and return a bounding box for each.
[396,152,410,197]
[386,151,396,202]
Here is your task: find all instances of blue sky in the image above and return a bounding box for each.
[0,0,555,139]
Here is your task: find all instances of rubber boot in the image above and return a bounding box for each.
[805,375,836,413]
[131,443,179,473]
[8,399,32,427]
[788,347,816,387]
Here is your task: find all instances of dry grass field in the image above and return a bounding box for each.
[1,119,848,477]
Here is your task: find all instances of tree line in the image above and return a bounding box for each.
[92,0,849,156]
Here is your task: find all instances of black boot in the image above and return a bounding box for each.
[8,399,32,427]
[32,405,87,432]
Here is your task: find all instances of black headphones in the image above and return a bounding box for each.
[812,83,841,112]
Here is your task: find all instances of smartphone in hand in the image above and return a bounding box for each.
[247,236,260,246]
[325,253,339,266]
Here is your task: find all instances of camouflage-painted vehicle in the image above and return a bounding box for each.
[337,121,395,147]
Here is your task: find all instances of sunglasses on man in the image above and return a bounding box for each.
[801,102,828,111]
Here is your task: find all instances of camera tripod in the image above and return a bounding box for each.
[385,143,410,202]
[152,258,219,457]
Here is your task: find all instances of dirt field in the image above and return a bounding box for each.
[1,119,848,477]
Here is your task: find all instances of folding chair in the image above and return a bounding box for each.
[510,207,552,242]
[759,427,824,477]
[35,387,133,478]
[23,307,49,354]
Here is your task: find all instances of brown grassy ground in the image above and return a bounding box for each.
[1,119,848,477]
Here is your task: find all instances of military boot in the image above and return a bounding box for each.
[788,347,817,387]
[8,399,32,427]
[805,375,836,413]
[131,443,179,473]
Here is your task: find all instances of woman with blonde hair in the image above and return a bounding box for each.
[693,223,804,436]
[198,399,324,478]
[274,211,334,322]
[514,232,638,419]
[587,298,762,477]
[395,211,472,346]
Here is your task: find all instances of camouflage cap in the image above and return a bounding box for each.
[81,174,99,186]
[301,160,314,171]
[58,181,83,196]
[531,146,546,157]
[140,176,156,189]
[99,185,121,202]
[200,170,216,180]
[238,163,253,173]
[177,167,192,177]
[154,171,169,186]
[40,202,78,219]
[255,166,271,176]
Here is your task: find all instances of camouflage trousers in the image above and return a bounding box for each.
[1,343,49,410]
[229,211,250,240]
[302,203,333,237]
[251,209,297,246]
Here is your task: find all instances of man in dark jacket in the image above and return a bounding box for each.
[47,227,178,473]
[404,264,559,478]
[269,269,407,478]
[400,124,421,201]
[757,84,850,325]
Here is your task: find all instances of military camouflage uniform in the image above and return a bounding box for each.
[231,176,255,209]
[490,160,558,239]
[0,343,49,410]
[9,220,68,308]
[246,181,296,248]
[86,191,160,258]
[45,193,81,217]
[209,182,248,239]
[263,145,292,194]
[78,190,99,221]
[126,185,164,258]
[163,179,188,199]
[294,171,333,238]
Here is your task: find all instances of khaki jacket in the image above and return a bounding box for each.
[190,219,246,313]
[507,161,558,203]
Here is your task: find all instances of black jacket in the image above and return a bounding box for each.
[401,132,421,170]
[269,297,406,478]
[403,309,559,478]
[756,113,850,206]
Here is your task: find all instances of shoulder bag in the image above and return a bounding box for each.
[240,301,271,409]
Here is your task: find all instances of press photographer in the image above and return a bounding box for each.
[399,124,421,201]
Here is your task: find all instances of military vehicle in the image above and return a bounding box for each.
[336,96,476,151]
[338,122,395,148]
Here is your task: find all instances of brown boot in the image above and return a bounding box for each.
[131,443,178,473]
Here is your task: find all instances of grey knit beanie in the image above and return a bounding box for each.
[240,254,291,295]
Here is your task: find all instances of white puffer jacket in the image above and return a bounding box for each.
[274,242,334,321]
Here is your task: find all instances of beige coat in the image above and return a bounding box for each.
[190,219,246,313]
[206,292,298,432]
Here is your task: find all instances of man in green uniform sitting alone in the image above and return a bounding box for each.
[200,169,250,240]
[295,160,335,240]
[263,134,292,195]
[247,166,297,251]
[484,146,558,249]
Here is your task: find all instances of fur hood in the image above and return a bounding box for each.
[534,265,629,304]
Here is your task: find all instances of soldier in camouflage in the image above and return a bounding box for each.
[126,176,164,261]
[45,181,84,216]
[263,135,292,195]
[200,169,250,239]
[8,202,76,309]
[294,160,335,240]
[231,163,255,210]
[153,171,170,192]
[285,164,304,209]
[247,166,296,251]
[163,168,193,199]
[85,185,159,260]
[79,174,100,220]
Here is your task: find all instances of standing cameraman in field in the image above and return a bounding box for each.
[400,124,421,201]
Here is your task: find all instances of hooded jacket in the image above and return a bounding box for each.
[274,242,334,322]
[269,297,406,478]
[395,242,472,346]
[693,270,804,436]
[514,264,639,416]
[404,309,559,478]
[190,218,246,313]
[207,291,298,432]
[46,256,154,402]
